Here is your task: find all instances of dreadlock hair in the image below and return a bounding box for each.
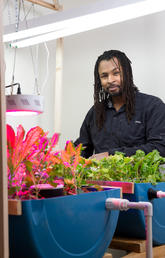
[94,50,138,130]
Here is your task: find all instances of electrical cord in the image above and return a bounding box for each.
[21,0,40,95]
[41,42,50,93]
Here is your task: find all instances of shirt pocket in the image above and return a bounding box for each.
[120,118,146,146]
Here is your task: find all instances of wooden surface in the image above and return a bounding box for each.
[89,152,109,160]
[8,200,22,216]
[110,237,146,253]
[0,2,9,257]
[87,180,134,194]
[110,237,165,257]
[25,0,62,10]
[123,245,165,258]
[103,252,112,258]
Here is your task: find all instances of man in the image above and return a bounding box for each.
[74,50,165,158]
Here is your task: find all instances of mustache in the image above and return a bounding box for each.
[103,84,121,92]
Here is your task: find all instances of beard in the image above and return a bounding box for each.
[104,84,123,97]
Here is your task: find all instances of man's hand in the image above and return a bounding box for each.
[89,152,109,160]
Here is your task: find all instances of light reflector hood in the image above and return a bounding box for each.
[6,95,44,115]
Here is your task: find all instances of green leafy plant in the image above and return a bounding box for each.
[8,124,164,200]
[84,150,165,184]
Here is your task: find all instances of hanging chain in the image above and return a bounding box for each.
[6,0,40,95]
[15,0,19,32]
[21,0,40,95]
[10,0,21,94]
[6,0,12,24]
[6,0,15,93]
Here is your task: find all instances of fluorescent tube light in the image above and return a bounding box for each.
[5,0,165,48]
[3,0,144,43]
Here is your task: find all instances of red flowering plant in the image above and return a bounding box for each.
[7,124,60,199]
[7,124,93,199]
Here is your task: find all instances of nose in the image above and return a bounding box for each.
[108,74,115,84]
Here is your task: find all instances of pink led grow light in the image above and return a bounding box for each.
[6,110,41,116]
[6,95,44,115]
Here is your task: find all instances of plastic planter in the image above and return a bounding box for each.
[9,188,120,258]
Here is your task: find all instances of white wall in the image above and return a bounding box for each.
[3,0,165,149]
[4,0,55,135]
[60,10,165,148]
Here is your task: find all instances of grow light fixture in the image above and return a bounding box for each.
[5,83,44,116]
[6,95,44,115]
[3,0,165,48]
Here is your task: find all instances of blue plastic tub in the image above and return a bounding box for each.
[115,182,165,245]
[9,188,120,258]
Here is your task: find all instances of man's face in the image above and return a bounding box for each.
[98,57,123,97]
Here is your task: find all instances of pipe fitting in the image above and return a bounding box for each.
[157,190,165,198]
[138,202,153,217]
[148,188,165,199]
[105,198,153,258]
[106,198,153,216]
[105,198,129,211]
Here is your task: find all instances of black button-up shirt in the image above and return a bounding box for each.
[74,92,165,158]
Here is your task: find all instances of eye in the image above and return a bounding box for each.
[113,71,120,76]
[100,74,107,78]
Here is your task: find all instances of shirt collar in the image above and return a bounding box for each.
[106,99,125,112]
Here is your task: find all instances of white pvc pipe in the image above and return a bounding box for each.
[106,198,153,258]
[145,210,153,258]
[157,191,165,198]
